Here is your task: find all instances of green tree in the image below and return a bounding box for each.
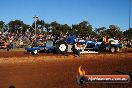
[22,24,32,34]
[61,24,71,34]
[2,24,9,32]
[32,20,45,34]
[8,20,24,33]
[123,28,132,39]
[106,25,123,38]
[51,21,61,34]
[0,21,5,32]
[72,21,93,37]
[44,23,51,32]
[94,27,106,35]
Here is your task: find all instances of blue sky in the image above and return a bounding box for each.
[0,0,132,31]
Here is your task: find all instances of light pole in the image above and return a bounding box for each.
[33,15,38,36]
[129,0,131,40]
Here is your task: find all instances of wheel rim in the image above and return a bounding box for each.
[59,44,66,52]
[34,50,38,54]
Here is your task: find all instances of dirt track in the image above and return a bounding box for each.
[0,50,70,58]
[0,48,131,58]
[0,49,132,88]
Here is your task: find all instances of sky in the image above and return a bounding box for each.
[0,0,132,31]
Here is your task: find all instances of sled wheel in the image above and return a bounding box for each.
[116,47,121,52]
[110,47,115,53]
[31,50,38,55]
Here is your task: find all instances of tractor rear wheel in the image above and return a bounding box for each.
[55,40,68,54]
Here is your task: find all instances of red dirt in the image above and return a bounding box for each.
[0,47,131,58]
[0,50,131,88]
[0,51,62,58]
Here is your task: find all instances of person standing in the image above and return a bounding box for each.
[75,41,81,57]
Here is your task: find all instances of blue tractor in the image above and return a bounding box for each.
[25,35,122,55]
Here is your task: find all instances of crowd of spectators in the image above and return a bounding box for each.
[0,31,66,49]
[0,31,131,50]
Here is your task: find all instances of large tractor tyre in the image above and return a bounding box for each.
[110,47,115,53]
[55,40,68,54]
[31,50,38,55]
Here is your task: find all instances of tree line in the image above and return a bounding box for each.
[0,20,131,39]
